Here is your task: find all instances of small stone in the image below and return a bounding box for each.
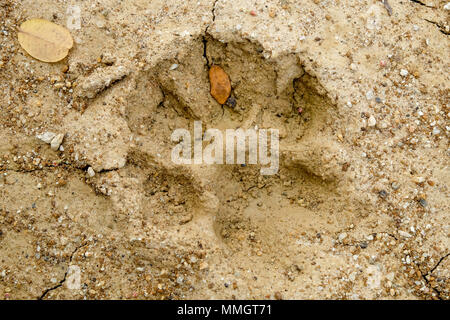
[418,198,427,207]
[360,242,368,249]
[379,121,388,129]
[338,232,347,242]
[169,63,179,70]
[400,69,409,77]
[378,190,388,198]
[399,230,412,238]
[444,2,450,10]
[225,96,237,108]
[391,182,400,190]
[36,132,56,144]
[413,176,425,184]
[432,127,440,135]
[50,134,64,151]
[368,115,377,127]
[274,292,283,300]
[87,167,96,177]
[386,272,395,281]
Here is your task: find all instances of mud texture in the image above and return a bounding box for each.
[0,0,449,299]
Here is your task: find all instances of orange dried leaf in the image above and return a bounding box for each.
[209,65,231,105]
[18,18,73,63]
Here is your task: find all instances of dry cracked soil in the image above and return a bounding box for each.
[0,0,449,300]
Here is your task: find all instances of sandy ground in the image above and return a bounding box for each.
[0,0,449,300]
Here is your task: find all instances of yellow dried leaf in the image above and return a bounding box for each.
[18,18,73,63]
[209,65,231,105]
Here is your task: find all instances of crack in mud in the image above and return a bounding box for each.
[202,0,219,68]
[409,0,435,8]
[38,243,87,300]
[1,162,95,176]
[202,36,211,68]
[424,19,449,35]
[428,253,450,275]
[415,253,449,300]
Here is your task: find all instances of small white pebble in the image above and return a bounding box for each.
[399,230,412,238]
[338,232,347,242]
[87,167,96,177]
[368,115,377,127]
[36,132,56,144]
[50,134,64,151]
[432,127,440,135]
[400,69,409,77]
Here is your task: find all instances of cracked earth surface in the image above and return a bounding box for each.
[0,0,449,299]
